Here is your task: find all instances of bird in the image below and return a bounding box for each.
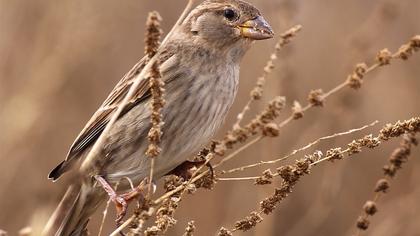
[44,0,273,235]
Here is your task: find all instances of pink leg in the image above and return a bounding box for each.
[94,176,147,224]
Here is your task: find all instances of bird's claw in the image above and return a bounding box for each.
[94,176,147,227]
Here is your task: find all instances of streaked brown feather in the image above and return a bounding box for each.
[65,49,175,164]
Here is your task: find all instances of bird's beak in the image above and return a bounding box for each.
[238,16,274,40]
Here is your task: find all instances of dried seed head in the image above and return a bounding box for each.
[379,118,420,140]
[389,147,409,168]
[397,44,413,60]
[376,48,392,65]
[383,164,397,177]
[363,201,378,215]
[357,134,381,148]
[218,227,233,236]
[308,89,325,107]
[144,226,160,236]
[146,59,165,159]
[306,150,323,163]
[260,184,290,214]
[354,63,368,76]
[163,175,184,192]
[356,216,370,230]
[183,221,195,236]
[255,169,274,185]
[149,197,179,234]
[347,73,363,89]
[374,179,390,193]
[259,96,286,123]
[410,35,420,48]
[347,140,362,155]
[277,159,311,184]
[326,148,344,162]
[145,11,163,59]
[211,140,227,156]
[262,123,280,137]
[347,63,368,89]
[234,211,263,231]
[292,101,304,120]
[277,165,298,184]
[396,35,420,60]
[250,82,264,100]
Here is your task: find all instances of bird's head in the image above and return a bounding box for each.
[180,0,273,57]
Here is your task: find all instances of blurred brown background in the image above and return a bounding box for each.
[1,0,419,235]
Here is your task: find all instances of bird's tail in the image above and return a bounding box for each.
[43,183,105,236]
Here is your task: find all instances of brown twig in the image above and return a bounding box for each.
[233,25,302,128]
[220,120,378,175]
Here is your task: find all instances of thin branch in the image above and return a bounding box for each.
[222,120,378,174]
[234,25,302,127]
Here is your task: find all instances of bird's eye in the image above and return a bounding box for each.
[223,8,237,21]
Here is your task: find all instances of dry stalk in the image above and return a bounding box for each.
[234,25,302,128]
[107,1,197,235]
[183,221,196,236]
[220,120,378,175]
[144,11,164,197]
[216,117,420,234]
[354,133,418,235]
[97,197,112,236]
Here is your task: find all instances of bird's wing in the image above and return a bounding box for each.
[67,50,176,160]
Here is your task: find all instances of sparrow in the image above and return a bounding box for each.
[44,0,273,235]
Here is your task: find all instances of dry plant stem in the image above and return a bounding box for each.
[109,216,134,236]
[354,133,418,235]
[218,117,420,234]
[233,25,302,128]
[79,0,195,177]
[218,117,420,183]
[98,196,112,236]
[144,12,164,198]
[221,120,378,175]
[107,2,196,235]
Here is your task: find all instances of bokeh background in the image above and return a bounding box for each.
[1,0,419,235]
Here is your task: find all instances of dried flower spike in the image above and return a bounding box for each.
[145,11,163,59]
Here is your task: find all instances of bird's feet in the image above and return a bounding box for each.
[94,176,148,225]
